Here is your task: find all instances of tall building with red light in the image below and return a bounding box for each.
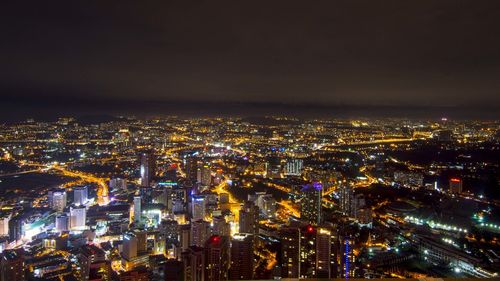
[300,225,317,278]
[204,235,229,281]
[449,178,463,194]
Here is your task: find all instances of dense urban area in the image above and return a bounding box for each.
[0,116,499,281]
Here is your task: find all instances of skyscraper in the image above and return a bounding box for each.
[261,196,276,219]
[279,228,300,278]
[239,202,259,235]
[185,157,198,183]
[449,178,463,194]
[55,214,69,232]
[69,206,86,230]
[229,233,254,280]
[8,216,22,242]
[133,196,142,225]
[73,186,88,206]
[191,195,206,221]
[204,235,230,281]
[79,244,110,281]
[135,230,148,254]
[182,246,204,281]
[49,189,67,212]
[301,183,322,225]
[164,259,183,281]
[300,225,317,279]
[190,220,210,247]
[340,238,355,278]
[211,216,230,237]
[199,164,211,188]
[316,227,333,278]
[140,152,155,187]
[338,184,354,216]
[122,232,138,260]
[0,217,9,237]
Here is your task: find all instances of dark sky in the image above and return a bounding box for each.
[1,0,500,115]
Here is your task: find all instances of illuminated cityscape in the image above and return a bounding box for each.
[0,117,498,280]
[1,1,500,280]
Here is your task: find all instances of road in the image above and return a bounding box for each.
[21,162,110,205]
[212,180,242,218]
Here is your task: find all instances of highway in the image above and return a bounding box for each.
[20,162,110,205]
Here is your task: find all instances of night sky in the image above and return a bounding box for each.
[1,1,500,118]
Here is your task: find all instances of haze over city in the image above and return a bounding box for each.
[0,1,499,281]
[1,0,500,118]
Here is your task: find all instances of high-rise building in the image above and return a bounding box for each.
[153,232,166,256]
[300,225,317,279]
[191,195,206,221]
[0,217,9,237]
[135,230,148,254]
[140,152,155,187]
[79,244,110,281]
[340,238,355,278]
[301,183,322,225]
[164,259,183,281]
[8,216,22,242]
[134,196,142,225]
[69,206,86,230]
[261,196,276,218]
[211,216,230,237]
[338,184,354,216]
[122,233,138,260]
[0,250,24,281]
[181,246,204,281]
[172,199,184,214]
[229,233,254,280]
[316,227,333,278]
[73,186,88,206]
[190,220,210,247]
[284,159,303,176]
[449,178,463,194]
[49,189,67,212]
[179,224,191,252]
[199,164,211,187]
[185,157,199,183]
[239,202,259,235]
[204,235,230,281]
[279,228,300,278]
[55,214,69,232]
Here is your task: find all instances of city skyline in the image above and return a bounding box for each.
[0,1,499,280]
